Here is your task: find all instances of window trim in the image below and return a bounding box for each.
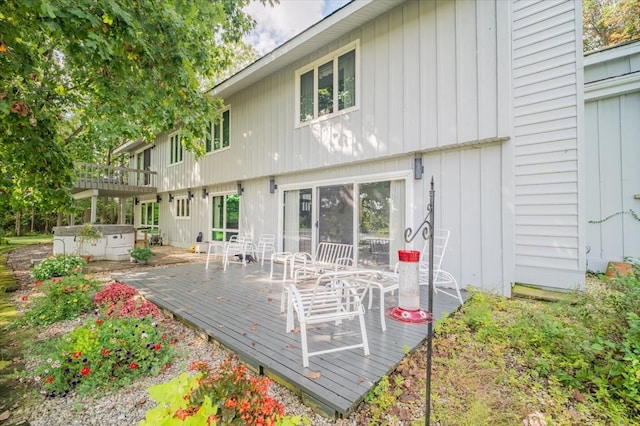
[169,132,184,166]
[175,196,191,219]
[205,106,231,155]
[294,40,360,128]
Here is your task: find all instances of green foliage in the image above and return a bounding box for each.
[583,0,640,51]
[0,0,261,225]
[364,375,397,424]
[428,276,640,424]
[28,316,174,397]
[129,247,155,261]
[21,274,100,326]
[142,356,304,425]
[31,255,86,281]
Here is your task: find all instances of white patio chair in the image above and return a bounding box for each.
[222,234,257,271]
[287,270,371,368]
[256,234,276,266]
[418,229,464,304]
[364,270,399,331]
[291,242,354,283]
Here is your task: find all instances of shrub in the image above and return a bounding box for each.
[30,316,174,397]
[141,356,303,425]
[31,255,86,281]
[23,275,101,326]
[94,282,160,319]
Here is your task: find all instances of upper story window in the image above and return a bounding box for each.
[176,197,190,218]
[295,41,358,126]
[169,133,183,165]
[205,107,230,153]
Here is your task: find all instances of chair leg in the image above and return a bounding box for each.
[205,247,211,270]
[359,310,370,356]
[300,320,310,368]
[379,287,386,332]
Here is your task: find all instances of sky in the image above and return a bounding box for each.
[243,0,351,55]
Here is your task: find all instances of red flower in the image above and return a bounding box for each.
[21,295,28,301]
[73,351,82,359]
[46,377,54,383]
[154,344,161,350]
[95,319,103,325]
[80,367,90,376]
[129,362,138,370]
[102,348,110,355]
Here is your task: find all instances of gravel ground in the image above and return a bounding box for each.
[4,244,362,426]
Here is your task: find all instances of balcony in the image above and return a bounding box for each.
[72,162,157,198]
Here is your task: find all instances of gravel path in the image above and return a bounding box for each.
[4,244,361,426]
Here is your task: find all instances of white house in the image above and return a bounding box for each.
[115,0,586,296]
[584,40,640,272]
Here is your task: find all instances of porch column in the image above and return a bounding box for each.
[90,190,98,223]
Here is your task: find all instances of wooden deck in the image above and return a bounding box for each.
[114,260,465,418]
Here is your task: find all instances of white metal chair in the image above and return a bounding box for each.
[256,234,276,265]
[287,270,371,368]
[418,229,464,304]
[291,242,354,283]
[222,234,257,271]
[364,270,399,331]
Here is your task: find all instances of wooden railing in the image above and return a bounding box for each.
[74,162,157,190]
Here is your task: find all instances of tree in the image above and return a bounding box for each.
[0,0,264,232]
[583,0,640,52]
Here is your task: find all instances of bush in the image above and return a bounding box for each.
[30,316,174,397]
[22,275,101,326]
[94,282,160,319]
[31,255,86,281]
[141,356,303,425]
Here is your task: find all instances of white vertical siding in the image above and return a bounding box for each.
[512,0,585,289]
[585,92,640,271]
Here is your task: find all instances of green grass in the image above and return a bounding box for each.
[0,235,52,413]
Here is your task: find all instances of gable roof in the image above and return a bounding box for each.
[211,0,400,99]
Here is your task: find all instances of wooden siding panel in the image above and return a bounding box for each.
[586,93,640,271]
[460,149,482,286]
[388,7,404,154]
[480,145,504,289]
[436,1,457,145]
[402,1,420,153]
[477,0,498,139]
[419,1,438,149]
[456,0,479,142]
[373,15,390,155]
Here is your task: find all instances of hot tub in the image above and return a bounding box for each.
[53,225,135,261]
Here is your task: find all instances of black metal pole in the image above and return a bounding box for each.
[425,177,435,426]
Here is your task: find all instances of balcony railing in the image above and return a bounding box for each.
[73,162,157,193]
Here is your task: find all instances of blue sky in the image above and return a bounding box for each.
[244,0,351,55]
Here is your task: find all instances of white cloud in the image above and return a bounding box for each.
[244,0,350,55]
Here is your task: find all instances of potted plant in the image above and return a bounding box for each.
[76,223,102,261]
[129,247,155,265]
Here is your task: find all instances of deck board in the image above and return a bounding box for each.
[114,261,464,418]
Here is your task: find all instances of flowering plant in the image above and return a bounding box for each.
[141,356,303,425]
[22,274,101,326]
[30,315,174,396]
[94,282,160,319]
[31,255,86,281]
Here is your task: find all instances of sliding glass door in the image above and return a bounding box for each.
[282,177,405,268]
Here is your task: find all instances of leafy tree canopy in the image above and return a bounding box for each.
[0,0,261,211]
[583,0,640,52]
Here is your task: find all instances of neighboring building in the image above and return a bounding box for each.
[584,40,640,272]
[114,0,586,296]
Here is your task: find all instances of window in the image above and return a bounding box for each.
[205,108,230,153]
[296,41,358,124]
[211,194,239,241]
[169,133,183,165]
[140,202,159,228]
[176,197,190,218]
